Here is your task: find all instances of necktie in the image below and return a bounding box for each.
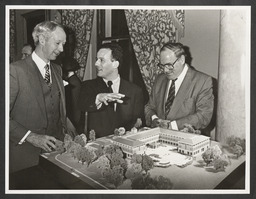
[44,64,51,86]
[107,81,113,93]
[107,81,115,110]
[165,79,177,118]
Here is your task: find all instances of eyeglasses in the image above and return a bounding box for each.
[158,57,179,70]
[95,57,116,64]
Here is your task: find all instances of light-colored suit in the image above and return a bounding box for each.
[9,56,67,173]
[145,67,214,130]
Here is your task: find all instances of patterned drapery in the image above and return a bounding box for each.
[125,10,184,94]
[9,10,16,63]
[61,10,94,80]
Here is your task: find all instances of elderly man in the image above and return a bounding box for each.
[78,43,144,138]
[145,42,214,131]
[10,21,68,173]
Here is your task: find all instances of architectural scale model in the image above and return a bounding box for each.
[87,127,210,159]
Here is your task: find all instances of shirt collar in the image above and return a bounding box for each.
[103,75,120,85]
[176,64,188,82]
[32,51,50,69]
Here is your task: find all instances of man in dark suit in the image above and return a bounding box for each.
[145,42,214,131]
[9,21,68,173]
[78,43,144,138]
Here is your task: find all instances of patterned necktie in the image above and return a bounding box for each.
[107,81,113,93]
[44,64,51,86]
[165,79,177,118]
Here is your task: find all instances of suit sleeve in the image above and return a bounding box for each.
[66,74,81,126]
[78,81,100,112]
[176,76,214,130]
[144,77,159,126]
[133,87,144,123]
[9,64,29,143]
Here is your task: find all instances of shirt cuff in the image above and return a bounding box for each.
[170,121,178,130]
[151,115,158,121]
[18,130,31,145]
[95,95,102,109]
[63,80,69,86]
[67,71,75,78]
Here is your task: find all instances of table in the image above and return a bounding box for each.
[39,140,245,190]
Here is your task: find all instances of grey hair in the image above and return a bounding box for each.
[32,21,64,46]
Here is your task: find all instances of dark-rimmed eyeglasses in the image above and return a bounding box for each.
[158,57,179,70]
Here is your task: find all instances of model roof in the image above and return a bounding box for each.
[113,137,145,147]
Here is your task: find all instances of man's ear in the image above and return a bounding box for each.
[113,60,119,69]
[180,55,186,65]
[38,35,45,45]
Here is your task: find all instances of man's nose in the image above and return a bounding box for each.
[59,44,64,52]
[95,59,101,66]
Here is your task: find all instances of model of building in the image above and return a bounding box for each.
[87,127,210,158]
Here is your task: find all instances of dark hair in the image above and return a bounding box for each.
[160,42,186,58]
[100,42,123,66]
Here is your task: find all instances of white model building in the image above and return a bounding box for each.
[90,127,210,158]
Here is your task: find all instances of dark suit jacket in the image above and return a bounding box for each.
[78,77,144,138]
[145,67,214,130]
[9,56,67,173]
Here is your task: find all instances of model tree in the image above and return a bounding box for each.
[213,158,229,171]
[94,145,105,161]
[141,154,154,174]
[233,144,244,158]
[131,153,143,164]
[66,141,81,157]
[131,173,173,189]
[74,133,87,147]
[131,153,154,174]
[134,118,142,129]
[78,147,95,166]
[89,130,96,141]
[226,136,246,158]
[125,163,143,180]
[73,144,83,162]
[103,145,127,172]
[96,155,111,170]
[155,175,173,189]
[63,134,73,151]
[54,139,65,154]
[101,165,124,188]
[202,145,222,166]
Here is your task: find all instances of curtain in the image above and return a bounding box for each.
[9,10,16,63]
[61,10,94,80]
[125,10,184,94]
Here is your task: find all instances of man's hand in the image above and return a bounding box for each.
[151,118,161,127]
[97,93,125,106]
[26,132,57,152]
[152,118,172,129]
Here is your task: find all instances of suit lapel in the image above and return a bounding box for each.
[169,67,193,118]
[51,63,66,126]
[162,77,170,114]
[26,57,47,119]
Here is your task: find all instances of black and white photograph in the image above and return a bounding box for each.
[2,2,255,198]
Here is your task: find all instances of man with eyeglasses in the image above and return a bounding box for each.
[78,43,144,138]
[145,42,214,132]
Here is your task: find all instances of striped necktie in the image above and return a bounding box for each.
[44,64,51,86]
[165,78,177,118]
